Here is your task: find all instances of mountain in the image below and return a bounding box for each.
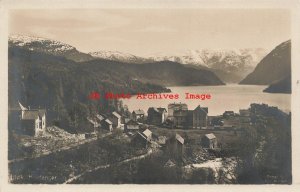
[89,51,152,64]
[9,35,94,62]
[149,49,266,67]
[8,46,170,133]
[149,49,267,83]
[90,49,266,83]
[8,41,224,132]
[9,34,224,87]
[240,40,291,85]
[10,35,266,83]
[84,59,224,87]
[263,75,291,94]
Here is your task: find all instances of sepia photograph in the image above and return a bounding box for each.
[2,1,298,188]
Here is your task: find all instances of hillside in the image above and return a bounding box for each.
[84,59,224,86]
[9,35,95,62]
[240,40,291,85]
[8,47,170,133]
[263,76,291,94]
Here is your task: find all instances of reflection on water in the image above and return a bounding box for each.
[122,85,291,116]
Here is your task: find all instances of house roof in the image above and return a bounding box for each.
[124,118,131,123]
[175,133,184,144]
[148,107,167,114]
[18,101,28,110]
[137,132,148,141]
[168,103,188,109]
[96,114,105,121]
[142,129,152,138]
[87,117,99,125]
[157,107,167,113]
[22,109,46,120]
[194,105,208,114]
[104,119,113,125]
[133,109,145,115]
[164,159,176,167]
[205,133,216,140]
[112,111,121,118]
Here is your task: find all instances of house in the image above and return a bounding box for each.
[171,104,208,129]
[239,109,250,117]
[108,111,122,129]
[192,105,208,128]
[131,132,151,148]
[166,133,185,161]
[141,129,152,141]
[87,117,100,129]
[168,103,188,121]
[147,107,167,125]
[19,102,46,137]
[132,109,145,121]
[125,119,140,132]
[202,133,217,149]
[101,119,113,131]
[173,109,188,128]
[223,111,235,118]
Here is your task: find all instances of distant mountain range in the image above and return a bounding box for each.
[90,49,267,83]
[9,35,267,83]
[89,51,152,64]
[240,40,291,93]
[9,35,223,87]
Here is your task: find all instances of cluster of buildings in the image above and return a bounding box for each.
[130,103,209,129]
[17,100,222,165]
[131,127,219,163]
[87,111,121,132]
[17,100,210,137]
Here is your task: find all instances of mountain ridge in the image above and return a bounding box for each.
[10,34,266,83]
[239,40,291,86]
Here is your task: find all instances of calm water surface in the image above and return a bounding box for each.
[122,85,291,116]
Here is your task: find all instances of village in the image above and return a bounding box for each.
[15,101,252,150]
[9,101,289,184]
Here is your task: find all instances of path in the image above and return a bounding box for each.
[64,149,153,184]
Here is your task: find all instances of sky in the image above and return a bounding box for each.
[9,9,291,56]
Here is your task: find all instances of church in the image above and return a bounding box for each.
[19,102,47,137]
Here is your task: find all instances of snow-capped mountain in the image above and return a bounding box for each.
[148,48,266,70]
[149,49,267,83]
[89,51,152,64]
[9,34,94,62]
[90,49,267,82]
[9,34,267,83]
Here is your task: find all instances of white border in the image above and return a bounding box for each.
[1,0,300,192]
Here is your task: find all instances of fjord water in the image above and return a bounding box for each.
[122,85,291,116]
